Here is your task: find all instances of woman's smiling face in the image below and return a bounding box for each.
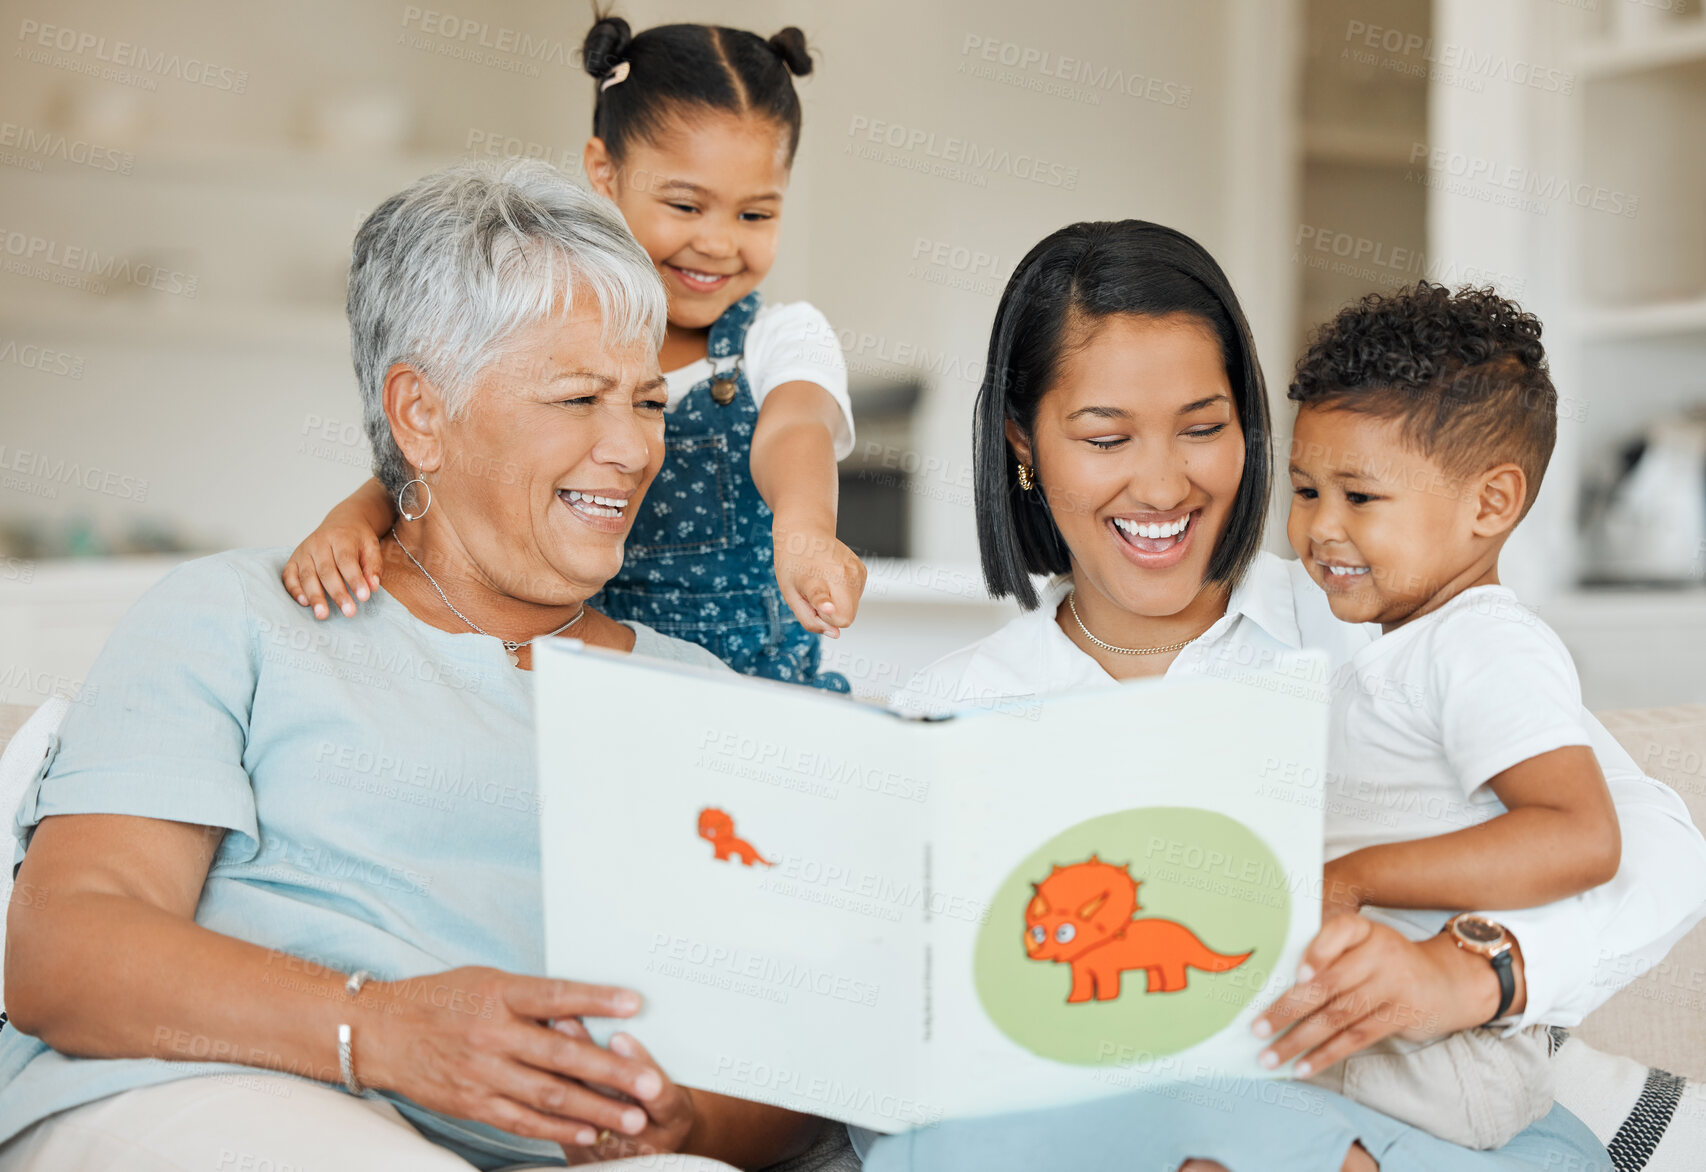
[427,302,667,605]
[1009,313,1246,619]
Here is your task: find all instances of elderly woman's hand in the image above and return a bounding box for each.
[1249,914,1514,1078]
[357,967,673,1147]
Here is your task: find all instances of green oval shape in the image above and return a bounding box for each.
[974,806,1290,1065]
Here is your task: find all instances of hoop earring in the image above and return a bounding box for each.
[398,478,432,521]
[1015,462,1035,492]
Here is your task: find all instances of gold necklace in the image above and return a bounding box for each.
[1066,589,1212,656]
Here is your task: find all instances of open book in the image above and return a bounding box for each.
[536,640,1327,1133]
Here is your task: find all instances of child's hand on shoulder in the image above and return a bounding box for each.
[283,502,385,620]
[772,515,866,638]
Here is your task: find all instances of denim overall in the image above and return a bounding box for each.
[594,292,850,692]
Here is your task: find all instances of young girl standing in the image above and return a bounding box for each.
[282,16,863,690]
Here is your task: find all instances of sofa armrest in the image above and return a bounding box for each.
[0,704,33,760]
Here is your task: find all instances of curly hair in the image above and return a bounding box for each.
[1288,282,1557,518]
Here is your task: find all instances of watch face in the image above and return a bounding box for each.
[1454,916,1505,946]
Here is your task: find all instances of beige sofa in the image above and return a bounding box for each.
[2,702,1703,1084]
[1569,705,1706,1081]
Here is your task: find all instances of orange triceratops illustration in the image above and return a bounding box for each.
[697,807,772,867]
[1024,855,1251,1002]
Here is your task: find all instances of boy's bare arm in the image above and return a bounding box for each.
[1324,745,1621,914]
[749,381,866,636]
[282,476,398,619]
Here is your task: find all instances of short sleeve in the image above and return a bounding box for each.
[15,554,261,855]
[745,301,855,460]
[1430,599,1592,796]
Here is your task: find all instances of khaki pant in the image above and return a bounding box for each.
[0,1073,739,1171]
[1306,1024,1555,1150]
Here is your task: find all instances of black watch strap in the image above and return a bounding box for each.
[1485,949,1515,1025]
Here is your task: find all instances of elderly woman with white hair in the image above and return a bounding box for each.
[0,162,824,1170]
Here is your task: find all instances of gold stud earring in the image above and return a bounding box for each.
[1016,462,1035,491]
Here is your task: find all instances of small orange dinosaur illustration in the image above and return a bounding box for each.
[1024,855,1251,1002]
[697,807,772,867]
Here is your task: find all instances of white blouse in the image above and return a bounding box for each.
[894,552,1706,1030]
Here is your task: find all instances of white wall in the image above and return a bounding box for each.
[1,0,1283,562]
[0,0,1308,697]
[779,0,1252,563]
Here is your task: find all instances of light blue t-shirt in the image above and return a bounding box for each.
[0,548,725,1168]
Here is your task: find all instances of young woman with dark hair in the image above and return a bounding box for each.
[975,220,1271,613]
[878,220,1706,1171]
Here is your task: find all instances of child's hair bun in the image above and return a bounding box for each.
[584,19,814,165]
[583,15,633,78]
[768,27,813,76]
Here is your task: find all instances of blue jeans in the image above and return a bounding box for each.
[859,1081,1608,1172]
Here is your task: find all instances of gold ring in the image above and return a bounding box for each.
[596,1128,612,1146]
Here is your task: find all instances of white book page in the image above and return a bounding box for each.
[924,672,1326,1119]
[535,642,930,1132]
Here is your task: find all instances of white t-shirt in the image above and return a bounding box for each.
[662,300,855,461]
[893,553,1706,1030]
[1326,585,1606,942]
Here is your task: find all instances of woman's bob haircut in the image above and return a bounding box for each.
[974,220,1272,610]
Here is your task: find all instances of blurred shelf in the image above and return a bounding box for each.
[0,297,348,350]
[1548,583,1706,614]
[0,556,190,709]
[1579,296,1706,341]
[0,555,188,597]
[27,143,467,191]
[860,558,1007,607]
[1577,24,1706,80]
[1301,123,1421,168]
[1543,585,1706,709]
[846,376,924,414]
